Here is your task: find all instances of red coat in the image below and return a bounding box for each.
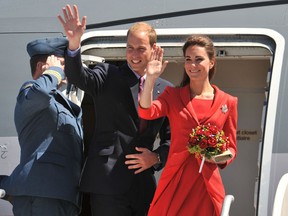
[139,85,238,216]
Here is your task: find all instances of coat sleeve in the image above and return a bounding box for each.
[218,96,238,169]
[139,87,172,170]
[17,66,63,113]
[138,86,171,119]
[64,51,113,96]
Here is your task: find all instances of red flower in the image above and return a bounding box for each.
[189,136,198,146]
[196,128,204,136]
[209,125,218,134]
[208,137,217,147]
[219,143,227,151]
[204,130,212,137]
[199,139,208,149]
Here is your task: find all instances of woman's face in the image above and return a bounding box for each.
[184,45,214,82]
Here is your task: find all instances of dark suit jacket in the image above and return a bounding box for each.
[1,68,84,208]
[65,52,172,197]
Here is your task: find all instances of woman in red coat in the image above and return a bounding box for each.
[139,35,238,216]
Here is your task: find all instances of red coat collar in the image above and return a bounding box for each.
[180,84,226,125]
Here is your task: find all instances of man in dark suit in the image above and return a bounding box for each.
[0,37,84,216]
[58,4,172,216]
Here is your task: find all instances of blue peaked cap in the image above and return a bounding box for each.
[27,37,68,57]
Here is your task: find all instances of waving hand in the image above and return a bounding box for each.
[140,46,168,109]
[57,4,87,51]
[145,46,168,80]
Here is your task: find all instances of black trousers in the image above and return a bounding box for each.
[12,196,78,216]
[90,174,156,216]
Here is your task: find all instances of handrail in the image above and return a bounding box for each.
[0,189,5,199]
[272,173,288,216]
[220,195,235,216]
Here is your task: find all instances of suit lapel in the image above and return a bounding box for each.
[118,64,139,118]
[131,84,139,113]
[152,79,162,100]
[118,63,167,124]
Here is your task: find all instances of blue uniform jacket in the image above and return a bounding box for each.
[1,66,84,208]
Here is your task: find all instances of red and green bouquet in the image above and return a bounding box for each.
[187,123,231,172]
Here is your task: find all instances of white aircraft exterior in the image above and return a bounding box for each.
[1,1,288,215]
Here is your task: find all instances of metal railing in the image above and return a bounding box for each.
[0,189,5,199]
[220,195,235,216]
[272,173,288,216]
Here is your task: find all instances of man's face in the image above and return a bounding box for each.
[126,31,154,76]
